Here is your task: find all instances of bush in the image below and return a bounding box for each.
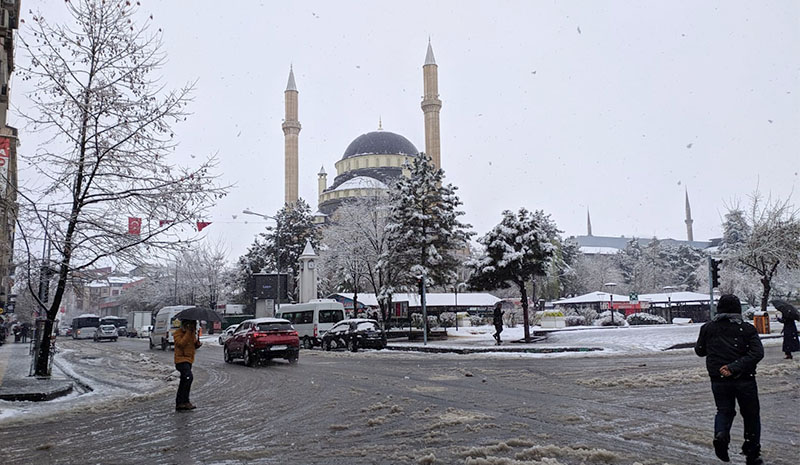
[410,313,424,329]
[593,310,629,327]
[427,315,439,328]
[743,308,756,320]
[564,315,586,327]
[439,312,456,329]
[626,312,668,326]
[470,315,487,327]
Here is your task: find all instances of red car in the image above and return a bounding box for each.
[223,318,299,366]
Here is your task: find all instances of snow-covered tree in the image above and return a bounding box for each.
[320,193,402,325]
[382,154,472,290]
[237,200,319,306]
[468,208,561,341]
[17,1,227,375]
[721,192,800,311]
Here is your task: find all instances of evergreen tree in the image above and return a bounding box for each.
[382,154,472,289]
[237,200,320,305]
[468,208,561,341]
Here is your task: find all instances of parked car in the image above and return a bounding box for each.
[126,327,139,338]
[94,324,118,342]
[321,319,386,352]
[223,318,299,366]
[276,299,346,349]
[139,325,152,338]
[218,324,239,345]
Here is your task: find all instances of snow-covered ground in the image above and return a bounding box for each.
[0,341,178,425]
[389,322,784,357]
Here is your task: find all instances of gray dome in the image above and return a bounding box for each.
[342,131,419,160]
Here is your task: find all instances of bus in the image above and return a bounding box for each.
[71,314,101,339]
[100,316,129,336]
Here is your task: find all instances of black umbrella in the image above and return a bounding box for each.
[770,300,800,321]
[174,307,224,323]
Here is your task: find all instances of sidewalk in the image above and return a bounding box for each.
[0,341,73,401]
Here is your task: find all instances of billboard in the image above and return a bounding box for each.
[252,273,289,302]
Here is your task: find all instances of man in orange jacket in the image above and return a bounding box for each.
[174,319,202,411]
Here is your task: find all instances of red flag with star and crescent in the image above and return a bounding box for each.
[128,217,142,235]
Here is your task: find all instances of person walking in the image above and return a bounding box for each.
[776,312,799,360]
[174,319,202,411]
[695,294,764,465]
[492,302,504,345]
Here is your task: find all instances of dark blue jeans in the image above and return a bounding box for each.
[711,377,760,455]
[175,362,193,406]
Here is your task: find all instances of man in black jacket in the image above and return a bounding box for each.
[695,294,764,465]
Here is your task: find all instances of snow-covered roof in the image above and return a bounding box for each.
[333,176,387,191]
[579,246,620,255]
[554,292,630,305]
[332,292,500,308]
[639,292,716,303]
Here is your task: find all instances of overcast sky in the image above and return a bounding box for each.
[15,1,800,261]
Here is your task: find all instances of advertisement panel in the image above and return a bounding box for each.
[0,137,9,196]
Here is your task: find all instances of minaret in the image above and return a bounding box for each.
[685,188,694,242]
[587,209,593,236]
[422,40,442,170]
[317,166,327,200]
[282,66,301,205]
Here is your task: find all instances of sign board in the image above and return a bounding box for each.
[252,273,289,302]
[629,292,639,304]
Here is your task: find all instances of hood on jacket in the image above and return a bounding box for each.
[712,312,743,323]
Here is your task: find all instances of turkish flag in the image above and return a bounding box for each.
[128,217,142,235]
[159,219,171,227]
[196,221,211,232]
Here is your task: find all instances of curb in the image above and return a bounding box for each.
[0,380,74,402]
[385,345,603,355]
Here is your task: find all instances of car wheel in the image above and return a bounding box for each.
[113,338,118,342]
[322,339,331,351]
[218,337,223,345]
[161,338,167,351]
[149,338,154,350]
[347,338,358,353]
[224,346,233,363]
[288,353,299,365]
[243,347,254,367]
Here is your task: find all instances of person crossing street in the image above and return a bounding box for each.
[174,319,202,411]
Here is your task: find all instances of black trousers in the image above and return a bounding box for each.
[175,362,194,406]
[711,377,761,456]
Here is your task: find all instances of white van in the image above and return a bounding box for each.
[149,305,194,350]
[276,299,346,349]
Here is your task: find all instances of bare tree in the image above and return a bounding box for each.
[722,191,800,311]
[18,1,227,375]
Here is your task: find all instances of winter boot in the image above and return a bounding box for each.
[742,440,762,465]
[713,432,730,462]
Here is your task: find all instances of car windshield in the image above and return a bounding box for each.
[256,322,292,332]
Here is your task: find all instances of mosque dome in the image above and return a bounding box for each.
[341,131,419,160]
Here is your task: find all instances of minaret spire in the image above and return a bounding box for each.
[422,39,442,171]
[587,208,593,236]
[282,66,301,205]
[684,188,694,242]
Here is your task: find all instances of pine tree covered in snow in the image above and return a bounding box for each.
[382,154,472,289]
[468,208,561,341]
[237,200,320,305]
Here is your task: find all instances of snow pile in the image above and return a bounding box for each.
[626,312,668,325]
[592,311,629,327]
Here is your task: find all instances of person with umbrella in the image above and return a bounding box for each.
[173,319,202,411]
[771,300,800,360]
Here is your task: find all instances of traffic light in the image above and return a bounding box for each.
[710,258,721,288]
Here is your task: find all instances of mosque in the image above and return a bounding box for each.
[280,42,442,222]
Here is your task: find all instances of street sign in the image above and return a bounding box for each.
[629,292,638,304]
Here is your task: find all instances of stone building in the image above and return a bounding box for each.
[281,41,443,221]
[0,1,20,315]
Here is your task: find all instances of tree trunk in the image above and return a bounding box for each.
[760,276,771,312]
[519,280,530,342]
[352,284,359,318]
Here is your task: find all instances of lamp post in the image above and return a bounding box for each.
[242,209,282,312]
[603,282,617,324]
[663,285,676,321]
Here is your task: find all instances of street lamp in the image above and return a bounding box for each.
[603,282,617,324]
[663,285,676,321]
[242,209,282,312]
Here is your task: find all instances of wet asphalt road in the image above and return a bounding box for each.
[0,338,797,465]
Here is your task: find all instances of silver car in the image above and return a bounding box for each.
[94,324,118,342]
[218,324,239,345]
